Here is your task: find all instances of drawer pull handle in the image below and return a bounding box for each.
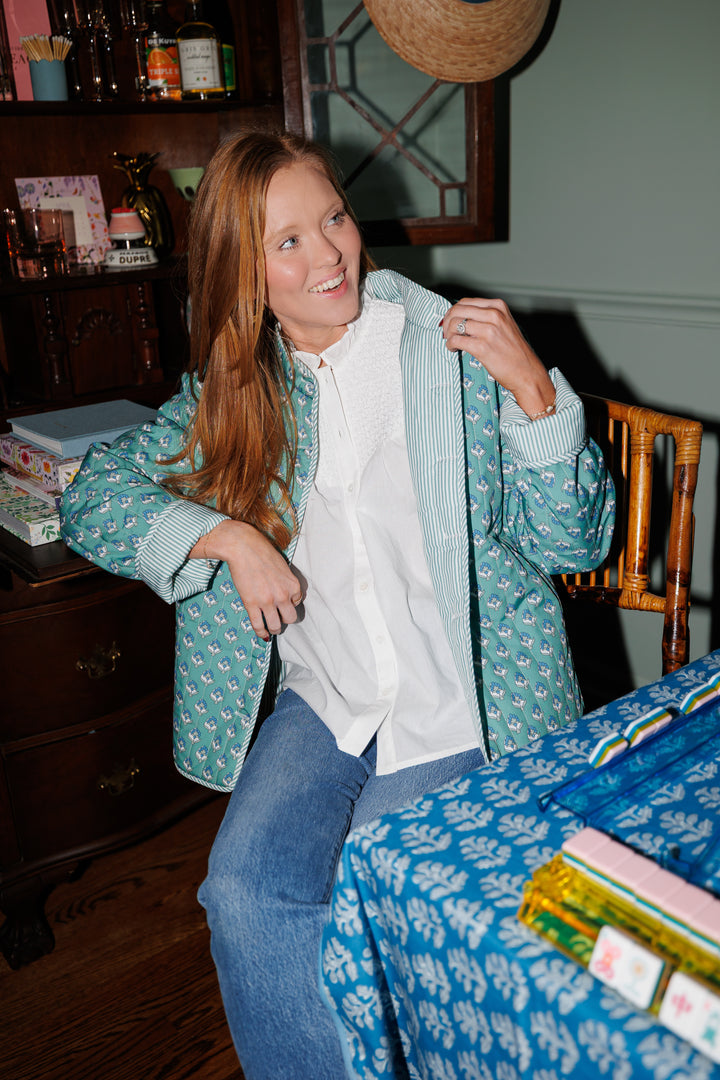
[76,642,121,679]
[97,758,140,796]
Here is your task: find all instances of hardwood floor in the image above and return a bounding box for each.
[0,797,244,1080]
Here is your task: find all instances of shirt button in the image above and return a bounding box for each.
[359,581,369,592]
[347,482,354,493]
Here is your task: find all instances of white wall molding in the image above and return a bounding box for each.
[492,284,720,330]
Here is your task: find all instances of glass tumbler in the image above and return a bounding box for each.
[3,208,68,279]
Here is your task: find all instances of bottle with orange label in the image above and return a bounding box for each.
[145,0,182,101]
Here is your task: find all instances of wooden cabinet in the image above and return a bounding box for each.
[0,533,214,969]
[0,104,283,409]
[0,0,283,968]
[0,267,175,404]
[0,0,283,413]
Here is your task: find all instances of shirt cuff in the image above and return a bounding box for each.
[136,499,228,603]
[500,368,586,466]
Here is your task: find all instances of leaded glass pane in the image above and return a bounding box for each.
[302,0,470,223]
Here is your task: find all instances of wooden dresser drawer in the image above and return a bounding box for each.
[4,692,195,866]
[0,524,212,969]
[0,578,175,741]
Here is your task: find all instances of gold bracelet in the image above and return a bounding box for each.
[200,532,214,568]
[528,399,556,421]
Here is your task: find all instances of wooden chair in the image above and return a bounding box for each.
[560,394,703,675]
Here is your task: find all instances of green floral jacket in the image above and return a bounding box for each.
[61,270,615,791]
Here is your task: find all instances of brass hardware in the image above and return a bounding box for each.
[76,642,121,679]
[97,758,140,796]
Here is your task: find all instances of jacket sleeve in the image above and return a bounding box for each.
[496,369,616,575]
[60,376,228,604]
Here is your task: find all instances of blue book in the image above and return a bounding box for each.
[9,400,158,460]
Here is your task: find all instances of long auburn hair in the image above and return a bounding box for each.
[165,131,374,550]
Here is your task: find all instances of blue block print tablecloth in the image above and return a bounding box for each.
[320,651,720,1080]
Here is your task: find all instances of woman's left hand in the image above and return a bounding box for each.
[441,297,555,419]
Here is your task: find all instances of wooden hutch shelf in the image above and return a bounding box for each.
[0,0,282,969]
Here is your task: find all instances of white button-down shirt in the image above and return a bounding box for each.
[277,293,479,774]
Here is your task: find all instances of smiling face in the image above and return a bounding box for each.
[263,160,363,355]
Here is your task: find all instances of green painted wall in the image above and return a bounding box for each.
[371,0,719,694]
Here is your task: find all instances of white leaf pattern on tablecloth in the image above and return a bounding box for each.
[452,1000,493,1050]
[492,1013,532,1070]
[577,1020,632,1080]
[400,823,453,854]
[529,958,593,1014]
[697,785,720,808]
[485,953,530,1012]
[458,835,512,869]
[320,658,720,1080]
[529,1012,580,1073]
[637,1032,714,1080]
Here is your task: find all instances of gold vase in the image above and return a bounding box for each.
[111,151,175,259]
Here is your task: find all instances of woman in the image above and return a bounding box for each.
[61,132,614,1078]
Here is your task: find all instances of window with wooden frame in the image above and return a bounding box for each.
[275,0,508,246]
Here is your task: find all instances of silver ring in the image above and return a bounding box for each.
[457,319,467,336]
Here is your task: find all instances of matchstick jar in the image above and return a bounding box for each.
[29,58,68,101]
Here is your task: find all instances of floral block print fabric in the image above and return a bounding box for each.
[321,651,720,1080]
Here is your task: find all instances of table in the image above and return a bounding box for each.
[320,651,720,1079]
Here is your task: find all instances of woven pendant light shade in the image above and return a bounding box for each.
[363,0,551,83]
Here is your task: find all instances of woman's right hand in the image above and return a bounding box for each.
[190,519,303,641]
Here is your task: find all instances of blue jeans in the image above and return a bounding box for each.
[198,690,487,1080]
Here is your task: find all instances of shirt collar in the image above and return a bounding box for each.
[290,288,374,372]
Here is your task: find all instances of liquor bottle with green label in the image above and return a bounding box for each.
[203,0,237,98]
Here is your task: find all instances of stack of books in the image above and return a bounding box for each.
[0,399,157,546]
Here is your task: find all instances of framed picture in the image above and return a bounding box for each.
[15,174,111,265]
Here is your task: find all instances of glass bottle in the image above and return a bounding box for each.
[176,1,224,101]
[119,0,149,101]
[145,0,182,100]
[46,0,82,99]
[202,0,236,98]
